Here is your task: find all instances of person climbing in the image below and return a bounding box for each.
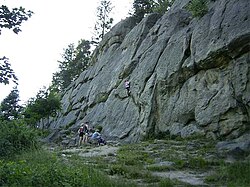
[125,80,130,95]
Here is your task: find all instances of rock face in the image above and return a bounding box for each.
[39,0,250,143]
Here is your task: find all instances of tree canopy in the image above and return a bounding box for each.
[0,5,33,35]
[51,39,91,92]
[0,5,33,85]
[92,0,114,46]
[131,0,175,23]
[23,87,61,126]
[0,86,22,121]
[0,56,18,85]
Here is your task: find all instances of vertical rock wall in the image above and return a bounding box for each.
[40,0,250,143]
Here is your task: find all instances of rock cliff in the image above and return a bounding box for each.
[40,0,250,144]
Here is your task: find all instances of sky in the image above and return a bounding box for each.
[0,0,133,104]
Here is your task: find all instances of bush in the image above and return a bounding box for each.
[187,0,208,18]
[0,120,39,158]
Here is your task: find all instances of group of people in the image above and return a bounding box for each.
[78,122,106,146]
[77,80,131,146]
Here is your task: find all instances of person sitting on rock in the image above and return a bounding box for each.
[89,129,106,146]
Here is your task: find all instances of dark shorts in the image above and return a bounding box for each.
[79,132,84,137]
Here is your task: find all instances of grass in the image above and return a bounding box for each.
[0,149,135,187]
[1,129,249,187]
[147,165,173,172]
[205,161,250,186]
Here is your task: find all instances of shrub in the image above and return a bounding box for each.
[187,0,208,18]
[0,120,39,158]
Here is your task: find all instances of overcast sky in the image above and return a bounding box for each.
[0,0,133,104]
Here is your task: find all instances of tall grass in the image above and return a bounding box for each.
[0,149,134,187]
[205,161,250,186]
[221,161,250,186]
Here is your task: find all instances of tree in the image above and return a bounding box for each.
[0,56,18,85]
[51,39,91,92]
[0,5,33,35]
[187,0,208,18]
[0,86,22,121]
[92,0,114,46]
[74,39,91,76]
[0,5,33,85]
[152,0,175,14]
[131,0,175,23]
[131,0,154,23]
[23,87,61,125]
[53,43,75,91]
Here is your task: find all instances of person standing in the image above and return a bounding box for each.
[78,124,85,146]
[82,122,89,144]
[78,122,89,146]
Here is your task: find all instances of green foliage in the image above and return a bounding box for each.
[131,0,155,23]
[147,165,172,171]
[0,86,22,120]
[51,39,91,92]
[108,164,159,183]
[0,150,133,187]
[188,156,209,169]
[159,179,174,187]
[0,5,33,34]
[0,5,33,85]
[23,87,61,125]
[131,0,175,23]
[0,120,39,158]
[118,144,150,166]
[187,0,208,18]
[174,159,186,169]
[152,0,175,14]
[0,56,18,85]
[92,0,114,46]
[209,161,250,186]
[95,125,103,132]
